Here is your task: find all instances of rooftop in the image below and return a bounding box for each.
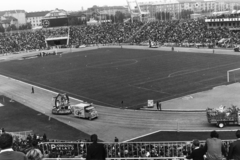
[0,11,5,17]
[88,6,128,10]
[44,8,69,17]
[4,16,18,21]
[1,19,11,24]
[26,11,50,18]
[2,10,25,14]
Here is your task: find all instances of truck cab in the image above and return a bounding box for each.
[72,103,98,120]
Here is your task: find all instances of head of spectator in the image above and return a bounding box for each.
[210,130,219,138]
[26,148,43,160]
[192,139,200,148]
[90,134,98,143]
[0,133,13,150]
[235,130,240,138]
[32,140,38,147]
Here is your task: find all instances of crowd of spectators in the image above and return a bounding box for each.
[43,27,68,39]
[0,19,240,54]
[132,19,240,46]
[69,21,144,46]
[0,27,68,54]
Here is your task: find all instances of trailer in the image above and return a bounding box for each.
[206,105,240,128]
[52,93,72,115]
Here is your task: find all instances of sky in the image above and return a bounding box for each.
[0,0,135,12]
[1,0,237,12]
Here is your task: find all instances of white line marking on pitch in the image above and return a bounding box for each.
[123,129,239,142]
[135,61,240,85]
[0,74,119,107]
[86,59,138,68]
[168,69,198,77]
[0,74,84,103]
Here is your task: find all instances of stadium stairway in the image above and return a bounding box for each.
[123,18,131,23]
[124,22,150,43]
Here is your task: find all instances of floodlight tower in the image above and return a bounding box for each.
[126,0,149,22]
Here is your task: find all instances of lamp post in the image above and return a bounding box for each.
[165,8,167,21]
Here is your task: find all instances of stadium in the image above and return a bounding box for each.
[1,0,240,159]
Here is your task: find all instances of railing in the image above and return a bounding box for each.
[40,140,234,159]
[43,158,185,160]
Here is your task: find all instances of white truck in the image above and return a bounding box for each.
[72,103,98,120]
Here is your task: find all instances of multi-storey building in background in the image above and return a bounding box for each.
[3,10,26,25]
[138,0,240,18]
[87,6,129,15]
[0,16,18,29]
[26,11,50,27]
[0,10,26,29]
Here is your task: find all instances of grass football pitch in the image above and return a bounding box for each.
[0,48,240,109]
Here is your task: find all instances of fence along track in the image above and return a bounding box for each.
[40,140,233,159]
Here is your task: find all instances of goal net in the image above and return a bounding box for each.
[227,68,240,83]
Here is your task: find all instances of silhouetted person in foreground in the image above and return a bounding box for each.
[0,133,27,160]
[204,130,226,160]
[228,130,240,160]
[185,139,205,160]
[86,134,106,160]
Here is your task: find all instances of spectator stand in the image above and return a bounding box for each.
[44,27,69,48]
[1,19,240,55]
[0,130,33,140]
[9,130,33,140]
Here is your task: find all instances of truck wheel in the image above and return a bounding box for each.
[218,123,224,128]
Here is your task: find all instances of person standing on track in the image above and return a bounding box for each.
[114,137,119,143]
[157,101,162,111]
[149,39,152,48]
[31,86,34,94]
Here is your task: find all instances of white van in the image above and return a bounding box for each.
[72,103,98,120]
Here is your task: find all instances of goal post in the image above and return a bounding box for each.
[227,68,240,83]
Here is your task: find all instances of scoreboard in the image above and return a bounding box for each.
[42,18,68,28]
